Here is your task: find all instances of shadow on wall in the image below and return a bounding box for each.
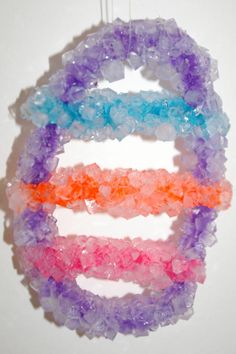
[0,19,187,335]
[0,21,106,327]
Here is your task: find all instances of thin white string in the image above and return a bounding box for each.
[129,0,132,22]
[100,0,114,23]
[100,0,104,23]
[105,0,109,23]
[101,0,132,24]
[111,0,114,22]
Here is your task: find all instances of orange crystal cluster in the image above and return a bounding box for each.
[22,163,231,218]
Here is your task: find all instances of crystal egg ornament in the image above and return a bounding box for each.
[7,18,232,339]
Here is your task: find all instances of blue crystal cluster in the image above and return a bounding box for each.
[21,88,229,141]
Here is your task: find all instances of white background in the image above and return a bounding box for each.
[0,0,236,353]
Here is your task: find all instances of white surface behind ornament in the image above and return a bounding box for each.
[0,0,235,353]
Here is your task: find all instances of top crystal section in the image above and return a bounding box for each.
[27,18,220,113]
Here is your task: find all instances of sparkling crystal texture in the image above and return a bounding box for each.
[7,18,231,339]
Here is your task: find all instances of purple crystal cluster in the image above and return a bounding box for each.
[31,277,196,339]
[7,18,231,339]
[13,208,57,246]
[48,19,218,112]
[16,124,63,184]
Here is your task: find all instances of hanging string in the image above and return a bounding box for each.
[111,0,114,22]
[100,0,133,24]
[100,0,114,23]
[105,0,109,23]
[100,0,104,23]
[129,0,132,22]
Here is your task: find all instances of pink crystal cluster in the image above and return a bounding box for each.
[7,18,231,339]
[20,236,205,289]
